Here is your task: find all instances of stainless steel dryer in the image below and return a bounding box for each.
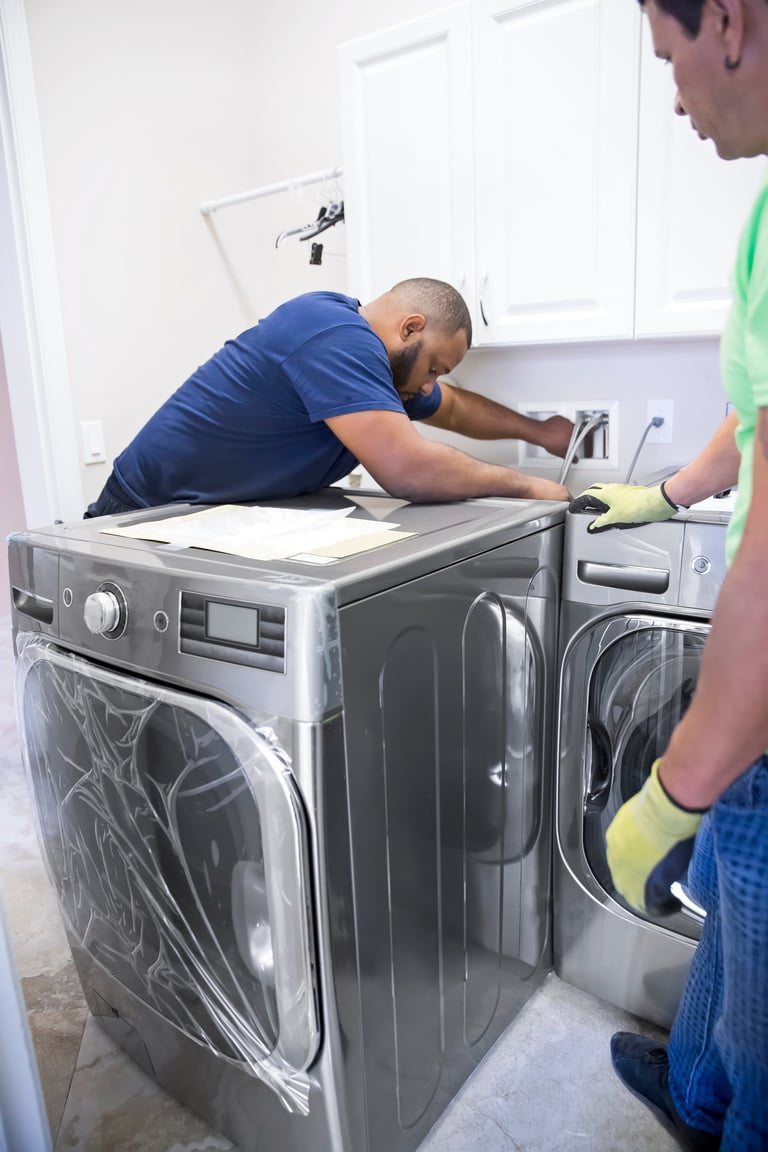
[9,489,564,1152]
[555,498,731,1029]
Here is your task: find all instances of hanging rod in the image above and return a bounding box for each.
[199,165,343,216]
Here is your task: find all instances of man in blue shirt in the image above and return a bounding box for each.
[86,277,572,516]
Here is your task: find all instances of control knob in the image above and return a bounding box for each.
[83,584,126,637]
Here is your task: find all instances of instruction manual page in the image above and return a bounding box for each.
[101,504,414,561]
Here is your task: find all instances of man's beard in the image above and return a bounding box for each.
[389,341,422,397]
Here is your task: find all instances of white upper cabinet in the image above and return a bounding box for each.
[472,0,640,343]
[338,6,475,307]
[339,2,767,344]
[635,19,767,337]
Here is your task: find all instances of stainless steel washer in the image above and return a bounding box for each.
[555,498,731,1029]
[10,489,564,1152]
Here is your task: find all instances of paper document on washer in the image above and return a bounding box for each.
[101,503,414,560]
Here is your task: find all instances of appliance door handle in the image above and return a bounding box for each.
[585,714,613,813]
[12,587,54,624]
[577,560,670,595]
[240,740,319,1074]
[670,881,707,924]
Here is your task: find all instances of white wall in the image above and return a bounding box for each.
[433,336,727,491]
[0,333,25,602]
[20,0,727,507]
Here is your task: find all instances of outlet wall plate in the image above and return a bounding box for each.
[645,399,673,444]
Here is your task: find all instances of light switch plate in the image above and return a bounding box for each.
[80,420,106,464]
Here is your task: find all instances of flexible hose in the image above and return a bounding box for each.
[557,411,610,486]
[624,417,664,484]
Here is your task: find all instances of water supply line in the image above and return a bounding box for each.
[624,416,664,483]
[557,411,610,487]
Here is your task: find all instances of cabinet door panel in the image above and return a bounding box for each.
[339,7,474,306]
[635,21,767,337]
[473,0,640,343]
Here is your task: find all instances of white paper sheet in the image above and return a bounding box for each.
[101,504,414,561]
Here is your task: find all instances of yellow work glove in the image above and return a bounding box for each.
[568,481,678,533]
[605,760,705,916]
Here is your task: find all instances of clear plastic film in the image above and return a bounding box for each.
[14,634,319,1113]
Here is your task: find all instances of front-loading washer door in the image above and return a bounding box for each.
[15,636,319,1098]
[565,614,709,937]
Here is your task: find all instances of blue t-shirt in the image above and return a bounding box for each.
[112,291,442,506]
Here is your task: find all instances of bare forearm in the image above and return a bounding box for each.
[429,388,535,438]
[659,409,768,808]
[428,385,574,456]
[328,409,570,501]
[664,411,741,507]
[370,440,569,502]
[660,550,768,807]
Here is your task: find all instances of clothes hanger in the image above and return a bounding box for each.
[275,201,345,248]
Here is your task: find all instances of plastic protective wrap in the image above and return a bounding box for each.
[14,634,319,1113]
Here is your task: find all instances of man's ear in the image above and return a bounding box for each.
[400,313,427,341]
[710,0,745,62]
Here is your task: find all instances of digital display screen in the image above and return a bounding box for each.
[205,601,260,647]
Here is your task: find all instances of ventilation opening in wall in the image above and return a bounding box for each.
[519,409,563,461]
[518,401,619,471]
[572,407,610,461]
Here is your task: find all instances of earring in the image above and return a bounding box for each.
[724,53,741,70]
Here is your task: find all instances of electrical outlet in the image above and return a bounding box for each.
[646,399,673,444]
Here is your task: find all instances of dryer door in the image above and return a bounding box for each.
[561,614,709,937]
[15,636,319,1105]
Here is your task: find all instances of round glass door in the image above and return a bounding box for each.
[15,638,319,1098]
[582,618,708,935]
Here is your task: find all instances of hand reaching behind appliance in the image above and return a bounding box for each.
[532,413,575,459]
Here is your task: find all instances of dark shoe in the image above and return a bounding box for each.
[610,1032,721,1151]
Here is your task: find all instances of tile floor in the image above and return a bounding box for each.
[0,615,678,1152]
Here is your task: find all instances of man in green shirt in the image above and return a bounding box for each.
[570,1,768,1148]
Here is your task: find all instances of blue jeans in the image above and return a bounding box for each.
[668,754,768,1150]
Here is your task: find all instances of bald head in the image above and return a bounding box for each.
[359,277,471,400]
[389,277,473,348]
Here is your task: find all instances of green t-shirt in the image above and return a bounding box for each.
[721,175,768,567]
